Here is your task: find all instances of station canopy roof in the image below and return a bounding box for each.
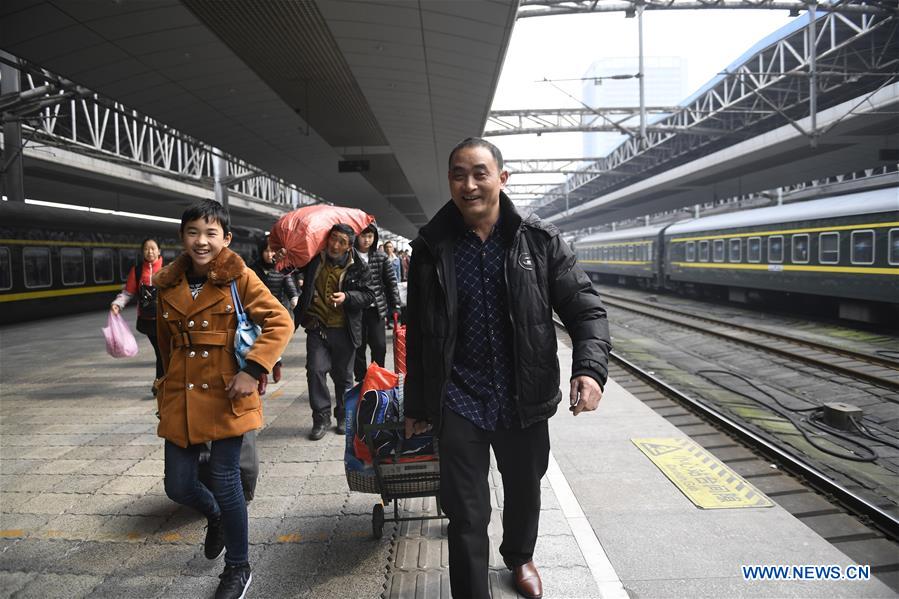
[1,0,519,238]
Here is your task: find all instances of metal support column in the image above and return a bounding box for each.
[1,51,25,202]
[637,3,647,141]
[212,150,229,208]
[808,2,818,148]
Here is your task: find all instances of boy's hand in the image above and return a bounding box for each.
[330,292,346,307]
[227,371,258,400]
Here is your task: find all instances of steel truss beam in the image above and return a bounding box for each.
[485,106,684,136]
[505,157,611,174]
[0,61,322,209]
[527,8,899,218]
[517,0,895,19]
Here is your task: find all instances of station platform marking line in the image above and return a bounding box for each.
[546,452,629,599]
[632,437,774,509]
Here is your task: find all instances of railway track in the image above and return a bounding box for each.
[599,292,899,394]
[552,317,899,588]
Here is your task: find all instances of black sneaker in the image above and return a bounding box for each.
[215,563,252,599]
[204,514,225,559]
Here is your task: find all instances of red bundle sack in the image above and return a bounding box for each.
[269,205,374,269]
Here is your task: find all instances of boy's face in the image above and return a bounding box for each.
[181,217,231,273]
[358,232,375,252]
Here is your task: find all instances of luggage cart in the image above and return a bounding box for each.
[361,421,445,539]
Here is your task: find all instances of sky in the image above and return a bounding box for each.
[489,9,799,193]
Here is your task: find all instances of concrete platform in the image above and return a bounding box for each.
[1,308,895,598]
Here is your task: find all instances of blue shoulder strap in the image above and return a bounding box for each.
[230,280,247,323]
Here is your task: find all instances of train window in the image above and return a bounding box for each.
[686,242,695,262]
[713,239,725,262]
[747,237,761,263]
[890,229,899,265]
[851,230,874,265]
[728,239,741,262]
[768,236,784,263]
[648,242,653,260]
[162,249,178,262]
[92,248,115,283]
[819,232,839,264]
[627,245,634,261]
[791,234,810,264]
[60,247,86,286]
[120,249,138,280]
[0,247,11,291]
[699,240,710,262]
[23,247,51,288]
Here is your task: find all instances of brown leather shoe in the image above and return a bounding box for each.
[512,561,542,599]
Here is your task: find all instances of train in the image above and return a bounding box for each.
[0,201,267,325]
[573,187,899,322]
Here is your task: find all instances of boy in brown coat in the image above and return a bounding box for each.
[154,199,292,599]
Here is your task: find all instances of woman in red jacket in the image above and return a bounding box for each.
[110,237,165,394]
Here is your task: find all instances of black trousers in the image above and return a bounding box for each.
[145,334,165,378]
[354,307,387,382]
[306,326,355,420]
[439,407,550,599]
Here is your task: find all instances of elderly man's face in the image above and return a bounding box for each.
[326,231,351,260]
[448,145,508,226]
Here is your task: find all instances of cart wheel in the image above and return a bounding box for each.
[372,503,385,539]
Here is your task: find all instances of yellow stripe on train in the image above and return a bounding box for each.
[670,262,899,275]
[0,284,123,302]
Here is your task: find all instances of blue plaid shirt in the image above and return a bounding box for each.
[444,224,517,431]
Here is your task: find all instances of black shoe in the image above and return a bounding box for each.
[335,417,345,435]
[215,563,252,599]
[204,514,225,560]
[309,413,331,441]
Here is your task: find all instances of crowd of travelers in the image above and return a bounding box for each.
[108,137,610,599]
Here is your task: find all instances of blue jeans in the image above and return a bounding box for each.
[164,436,248,565]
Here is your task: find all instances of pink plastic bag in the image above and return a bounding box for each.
[103,312,139,358]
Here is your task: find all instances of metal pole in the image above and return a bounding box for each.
[637,3,647,141]
[1,51,26,202]
[212,149,228,209]
[808,2,818,148]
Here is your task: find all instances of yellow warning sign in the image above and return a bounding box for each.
[632,437,774,509]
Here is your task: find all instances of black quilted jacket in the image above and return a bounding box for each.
[355,225,401,318]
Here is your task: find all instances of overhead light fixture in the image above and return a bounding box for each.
[625,8,636,18]
[789,7,801,16]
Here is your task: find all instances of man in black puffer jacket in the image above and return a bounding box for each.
[294,224,375,440]
[353,223,402,382]
[403,138,611,599]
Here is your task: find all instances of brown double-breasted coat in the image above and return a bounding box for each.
[153,248,293,448]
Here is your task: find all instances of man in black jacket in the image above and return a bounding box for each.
[353,223,401,381]
[295,224,375,440]
[403,138,611,599]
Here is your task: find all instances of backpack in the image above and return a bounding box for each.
[351,364,434,463]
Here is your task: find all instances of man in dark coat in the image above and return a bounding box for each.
[294,224,375,440]
[403,138,611,599]
[353,223,402,381]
